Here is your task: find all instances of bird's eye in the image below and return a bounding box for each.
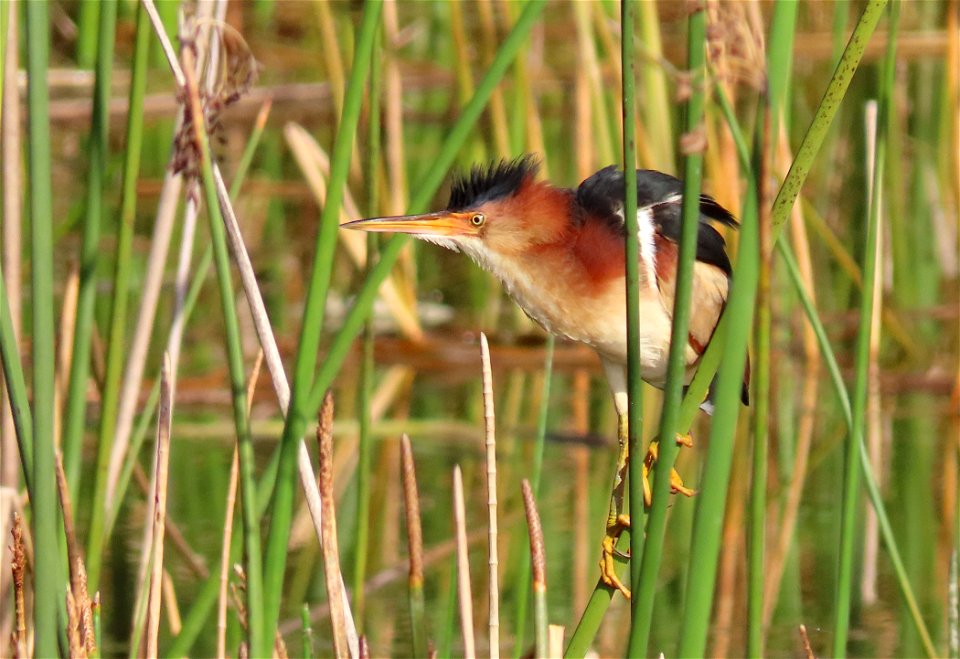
[471,213,485,227]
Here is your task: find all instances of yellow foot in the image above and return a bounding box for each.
[676,432,694,448]
[642,439,697,507]
[599,514,632,599]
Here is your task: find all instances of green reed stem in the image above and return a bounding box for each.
[834,5,898,654]
[354,34,383,628]
[437,557,458,659]
[564,527,632,658]
[619,0,647,634]
[104,98,267,542]
[261,3,382,653]
[567,306,729,652]
[679,3,808,655]
[748,4,797,655]
[75,0,100,68]
[0,267,32,491]
[779,240,936,658]
[302,603,315,659]
[167,442,281,657]
[410,575,428,659]
[629,5,705,654]
[25,0,62,653]
[717,42,934,657]
[677,119,760,659]
[132,100,272,659]
[770,0,888,239]
[62,0,117,502]
[86,2,150,591]
[182,54,267,656]
[231,110,272,201]
[105,377,160,538]
[747,223,770,659]
[513,334,555,657]
[531,335,555,495]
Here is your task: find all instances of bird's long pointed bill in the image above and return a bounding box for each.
[343,211,468,236]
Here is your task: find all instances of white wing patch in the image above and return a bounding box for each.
[613,204,659,285]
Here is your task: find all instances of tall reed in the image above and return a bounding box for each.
[86,2,151,591]
[619,0,645,621]
[24,0,62,654]
[834,5,898,654]
[629,4,707,653]
[261,3,383,654]
[62,0,116,500]
[0,268,30,489]
[748,4,799,655]
[180,37,268,655]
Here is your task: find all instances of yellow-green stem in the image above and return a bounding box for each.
[24,0,63,653]
[629,4,706,653]
[86,2,150,592]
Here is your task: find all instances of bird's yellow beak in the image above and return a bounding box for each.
[343,211,477,237]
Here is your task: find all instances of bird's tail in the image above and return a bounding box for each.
[691,356,751,416]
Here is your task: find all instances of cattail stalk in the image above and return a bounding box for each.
[521,480,548,659]
[401,435,428,657]
[453,466,476,658]
[479,334,499,657]
[317,391,350,659]
[145,354,173,658]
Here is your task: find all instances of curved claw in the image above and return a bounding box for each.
[642,437,697,506]
[599,514,632,599]
[670,469,696,498]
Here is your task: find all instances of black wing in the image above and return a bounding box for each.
[576,166,738,277]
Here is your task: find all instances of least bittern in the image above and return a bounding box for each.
[344,156,748,597]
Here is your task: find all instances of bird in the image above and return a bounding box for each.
[343,155,748,597]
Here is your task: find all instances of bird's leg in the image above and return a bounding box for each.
[641,434,697,507]
[599,411,633,598]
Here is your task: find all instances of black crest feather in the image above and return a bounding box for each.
[448,155,540,211]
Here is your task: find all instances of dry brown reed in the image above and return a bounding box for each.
[66,588,83,658]
[799,623,816,659]
[145,354,173,658]
[521,480,546,592]
[217,349,263,657]
[479,333,500,657]
[161,571,182,636]
[548,624,565,657]
[0,0,21,496]
[10,511,26,657]
[453,465,476,658]
[55,454,95,656]
[400,434,424,586]
[54,265,79,450]
[317,390,350,659]
[862,101,885,605]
